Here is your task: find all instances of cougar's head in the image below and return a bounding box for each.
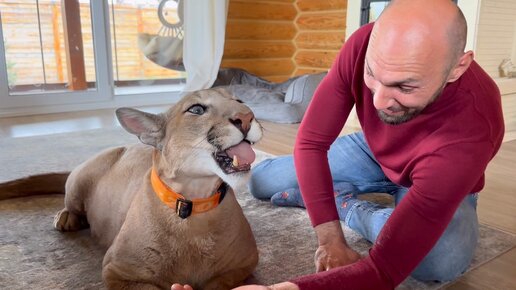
[115,87,263,190]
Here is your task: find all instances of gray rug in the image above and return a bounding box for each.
[1,128,514,289]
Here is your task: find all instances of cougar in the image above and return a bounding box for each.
[0,88,262,289]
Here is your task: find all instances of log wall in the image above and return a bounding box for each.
[222,0,347,82]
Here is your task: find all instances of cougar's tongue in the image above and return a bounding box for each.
[225,142,256,165]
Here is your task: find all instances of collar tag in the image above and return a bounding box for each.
[176,198,193,219]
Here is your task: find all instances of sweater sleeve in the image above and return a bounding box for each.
[293,28,362,227]
[291,142,495,289]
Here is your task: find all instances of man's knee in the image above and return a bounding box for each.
[411,249,474,282]
[412,205,478,282]
[249,159,275,199]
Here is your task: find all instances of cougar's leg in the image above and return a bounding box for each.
[54,147,129,232]
[103,270,162,290]
[54,166,90,232]
[102,248,163,290]
[104,268,162,290]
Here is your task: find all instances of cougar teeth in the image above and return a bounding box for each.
[232,155,239,167]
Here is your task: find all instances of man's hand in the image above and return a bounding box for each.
[233,282,299,290]
[171,282,299,290]
[171,284,193,290]
[314,240,361,271]
[314,220,362,272]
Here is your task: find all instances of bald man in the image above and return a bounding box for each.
[172,1,504,290]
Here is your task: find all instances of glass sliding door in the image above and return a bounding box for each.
[0,0,183,116]
[0,0,96,94]
[108,0,186,91]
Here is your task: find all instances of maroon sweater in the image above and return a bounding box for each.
[291,23,504,289]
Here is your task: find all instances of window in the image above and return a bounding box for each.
[1,0,97,94]
[360,0,459,26]
[360,0,390,26]
[0,0,184,115]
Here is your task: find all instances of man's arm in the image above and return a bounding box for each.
[290,143,496,289]
[292,23,368,279]
[293,42,356,227]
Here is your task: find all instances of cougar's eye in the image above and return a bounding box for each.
[186,104,206,115]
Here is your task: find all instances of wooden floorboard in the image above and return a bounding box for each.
[446,247,516,290]
[476,140,516,234]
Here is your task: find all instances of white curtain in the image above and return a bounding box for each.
[182,0,229,92]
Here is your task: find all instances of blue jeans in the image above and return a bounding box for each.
[249,132,479,282]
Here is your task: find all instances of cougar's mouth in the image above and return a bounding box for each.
[214,140,256,174]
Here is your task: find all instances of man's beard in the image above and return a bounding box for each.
[376,86,445,125]
[377,108,421,125]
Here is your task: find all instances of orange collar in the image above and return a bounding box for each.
[150,167,227,219]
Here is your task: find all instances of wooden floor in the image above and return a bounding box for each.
[0,106,515,289]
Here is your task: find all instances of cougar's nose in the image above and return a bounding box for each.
[230,111,254,135]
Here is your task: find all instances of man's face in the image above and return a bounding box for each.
[363,42,450,125]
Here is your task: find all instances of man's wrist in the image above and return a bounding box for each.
[314,220,347,246]
[270,282,300,290]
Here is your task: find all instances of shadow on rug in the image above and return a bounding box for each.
[1,128,515,289]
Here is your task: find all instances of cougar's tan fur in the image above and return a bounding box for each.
[0,88,262,289]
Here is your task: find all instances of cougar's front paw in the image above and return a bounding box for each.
[54,208,89,231]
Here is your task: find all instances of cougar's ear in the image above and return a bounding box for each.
[116,108,166,149]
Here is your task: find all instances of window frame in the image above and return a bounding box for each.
[360,0,459,26]
[0,1,183,117]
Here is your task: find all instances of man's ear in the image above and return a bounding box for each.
[447,50,474,83]
[116,107,166,149]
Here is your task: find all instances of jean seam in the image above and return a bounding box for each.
[344,201,361,226]
[372,209,392,219]
[333,182,401,196]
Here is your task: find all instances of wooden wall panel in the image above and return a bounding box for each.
[294,50,338,69]
[475,0,516,78]
[293,0,346,76]
[228,1,297,20]
[296,12,346,31]
[226,21,297,41]
[295,32,345,50]
[222,0,347,81]
[223,40,295,58]
[294,68,329,76]
[237,0,294,2]
[220,58,295,76]
[223,0,298,80]
[296,0,346,12]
